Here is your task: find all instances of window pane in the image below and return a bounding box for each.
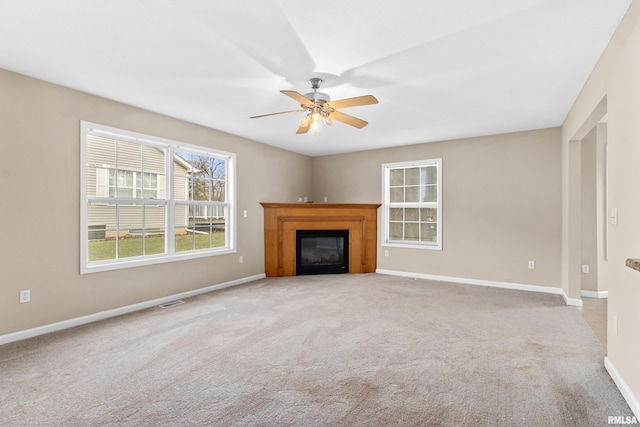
[404,223,419,241]
[87,203,116,261]
[421,185,437,203]
[389,208,403,221]
[175,227,194,252]
[420,208,438,222]
[212,216,227,247]
[405,186,420,202]
[86,136,116,197]
[118,234,142,258]
[88,237,116,261]
[194,231,212,250]
[143,189,157,199]
[390,169,404,186]
[191,177,209,201]
[144,230,165,255]
[173,172,188,200]
[389,222,404,240]
[143,205,166,255]
[118,204,143,258]
[405,208,419,221]
[175,151,227,202]
[117,140,142,170]
[176,203,199,252]
[143,173,156,189]
[424,165,437,184]
[112,170,134,198]
[212,179,226,202]
[178,204,227,251]
[142,145,166,175]
[421,223,438,242]
[118,188,134,199]
[405,167,421,185]
[390,187,404,203]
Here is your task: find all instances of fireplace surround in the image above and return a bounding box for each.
[260,203,381,277]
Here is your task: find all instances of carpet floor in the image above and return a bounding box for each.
[0,273,633,426]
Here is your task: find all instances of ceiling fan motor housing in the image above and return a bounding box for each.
[303,91,330,103]
[304,77,330,103]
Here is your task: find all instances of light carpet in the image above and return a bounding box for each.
[0,273,633,426]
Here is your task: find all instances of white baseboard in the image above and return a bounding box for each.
[0,273,266,346]
[605,357,640,419]
[376,269,583,307]
[581,290,609,299]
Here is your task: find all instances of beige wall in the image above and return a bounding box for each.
[580,127,598,292]
[0,68,312,335]
[312,128,562,288]
[562,0,640,410]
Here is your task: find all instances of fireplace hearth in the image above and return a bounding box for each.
[296,230,349,275]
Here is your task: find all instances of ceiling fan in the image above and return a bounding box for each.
[250,78,378,134]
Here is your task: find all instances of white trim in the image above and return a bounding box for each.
[605,357,640,419]
[580,289,609,298]
[0,274,265,346]
[376,269,583,307]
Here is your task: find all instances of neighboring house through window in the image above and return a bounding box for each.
[81,121,236,273]
[382,159,442,250]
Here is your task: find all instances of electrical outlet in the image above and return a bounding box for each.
[19,289,30,303]
[528,261,535,269]
[384,250,389,257]
[239,255,244,264]
[582,264,590,274]
[243,210,248,218]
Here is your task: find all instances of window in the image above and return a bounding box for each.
[81,121,235,273]
[382,159,442,249]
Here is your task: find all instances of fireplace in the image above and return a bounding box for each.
[296,230,349,275]
[261,203,380,276]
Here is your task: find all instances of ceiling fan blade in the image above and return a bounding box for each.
[250,109,305,119]
[281,90,314,106]
[296,121,311,134]
[329,110,369,129]
[328,95,378,109]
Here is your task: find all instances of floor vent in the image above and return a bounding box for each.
[158,300,185,309]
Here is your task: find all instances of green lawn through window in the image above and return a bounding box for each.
[88,233,226,261]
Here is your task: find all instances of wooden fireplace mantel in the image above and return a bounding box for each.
[260,202,381,277]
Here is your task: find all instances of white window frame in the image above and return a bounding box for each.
[80,121,236,274]
[381,158,442,250]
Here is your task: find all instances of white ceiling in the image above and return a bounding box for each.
[0,0,631,156]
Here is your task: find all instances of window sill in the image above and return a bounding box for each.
[382,241,442,250]
[81,248,236,274]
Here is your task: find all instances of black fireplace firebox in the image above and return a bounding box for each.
[296,230,349,275]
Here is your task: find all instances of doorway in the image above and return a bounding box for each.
[568,98,609,346]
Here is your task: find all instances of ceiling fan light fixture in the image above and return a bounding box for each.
[251,77,377,134]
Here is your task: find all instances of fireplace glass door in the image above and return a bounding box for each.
[296,230,349,275]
